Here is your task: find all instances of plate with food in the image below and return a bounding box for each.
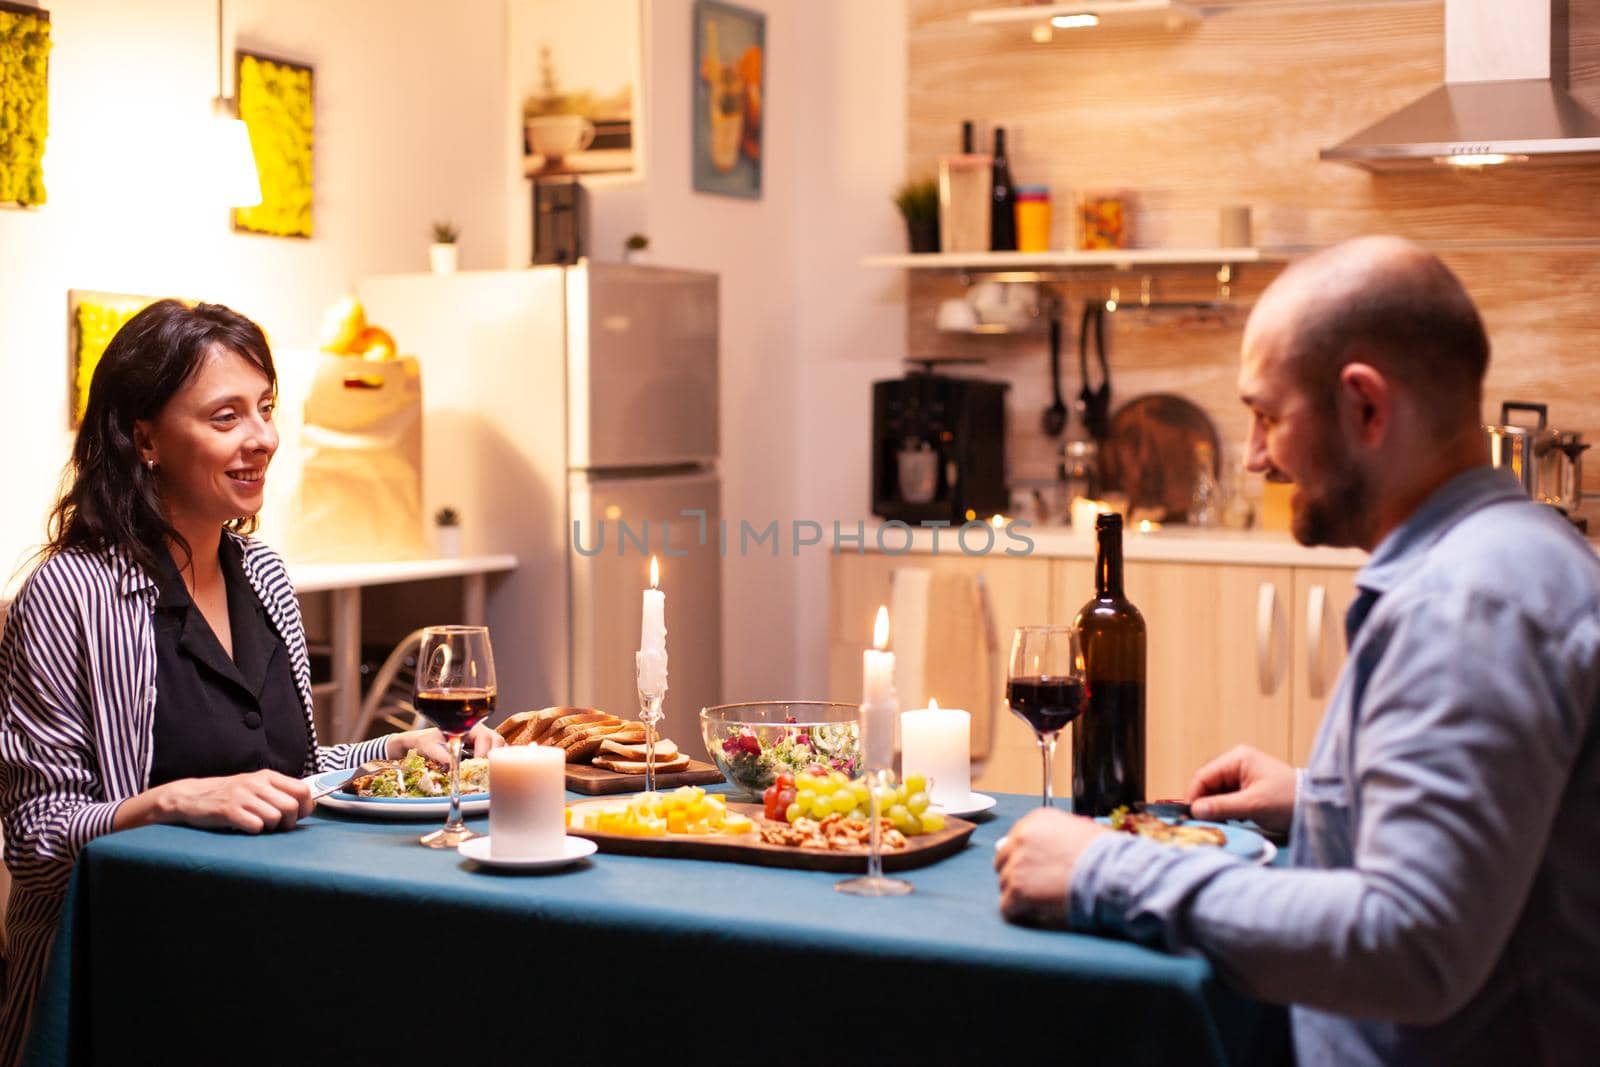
[566,781,977,873]
[1096,807,1273,864]
[309,752,491,819]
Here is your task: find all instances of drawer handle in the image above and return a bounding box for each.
[1306,584,1328,699]
[1256,581,1285,696]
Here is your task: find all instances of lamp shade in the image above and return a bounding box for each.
[213,114,262,208]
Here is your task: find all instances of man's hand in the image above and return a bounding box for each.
[994,808,1112,927]
[386,724,504,763]
[149,770,314,833]
[1185,745,1297,833]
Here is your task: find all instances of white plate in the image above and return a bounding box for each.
[307,769,490,820]
[458,835,597,870]
[938,792,998,818]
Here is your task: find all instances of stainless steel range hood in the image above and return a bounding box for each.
[1321,0,1600,171]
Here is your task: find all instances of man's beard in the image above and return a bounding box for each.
[1290,426,1374,548]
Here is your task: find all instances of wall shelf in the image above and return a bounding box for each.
[862,247,1284,271]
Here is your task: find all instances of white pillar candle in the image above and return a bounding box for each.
[639,555,668,691]
[861,606,897,770]
[901,702,971,808]
[489,745,566,859]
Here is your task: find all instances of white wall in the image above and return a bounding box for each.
[0,0,509,581]
[538,0,906,701]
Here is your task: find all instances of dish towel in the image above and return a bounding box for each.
[890,567,998,764]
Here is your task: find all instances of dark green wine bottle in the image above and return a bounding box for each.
[1071,512,1146,816]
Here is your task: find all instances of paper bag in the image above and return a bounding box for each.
[279,354,428,563]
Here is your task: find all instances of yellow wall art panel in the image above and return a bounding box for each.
[67,291,158,428]
[0,2,51,207]
[233,50,314,238]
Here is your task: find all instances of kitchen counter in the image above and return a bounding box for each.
[860,521,1370,569]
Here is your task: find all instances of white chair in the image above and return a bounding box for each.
[348,628,430,741]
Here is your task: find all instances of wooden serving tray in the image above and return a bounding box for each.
[564,759,726,796]
[566,800,977,872]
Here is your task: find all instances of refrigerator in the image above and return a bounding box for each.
[358,263,723,758]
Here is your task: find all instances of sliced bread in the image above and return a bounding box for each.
[593,752,692,775]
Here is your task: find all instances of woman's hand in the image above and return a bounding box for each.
[1184,745,1298,834]
[385,723,504,763]
[115,770,314,834]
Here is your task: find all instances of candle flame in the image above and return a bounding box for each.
[873,605,889,650]
[929,697,939,711]
[649,555,660,589]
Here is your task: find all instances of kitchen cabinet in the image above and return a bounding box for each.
[1290,566,1361,765]
[829,551,1360,801]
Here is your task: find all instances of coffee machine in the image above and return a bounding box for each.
[872,365,1008,524]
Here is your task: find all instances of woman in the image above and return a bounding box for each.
[0,301,497,1062]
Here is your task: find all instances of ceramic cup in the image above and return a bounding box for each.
[527,114,596,160]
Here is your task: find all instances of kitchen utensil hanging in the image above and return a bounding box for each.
[1041,300,1068,437]
[1078,300,1112,442]
[1101,393,1221,522]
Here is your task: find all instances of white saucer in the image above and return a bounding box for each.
[458,835,597,870]
[938,792,998,818]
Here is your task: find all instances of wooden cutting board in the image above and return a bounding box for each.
[566,800,977,872]
[564,760,726,796]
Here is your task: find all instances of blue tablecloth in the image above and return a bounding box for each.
[27,792,1288,1066]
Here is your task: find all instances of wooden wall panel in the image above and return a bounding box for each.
[905,0,1600,504]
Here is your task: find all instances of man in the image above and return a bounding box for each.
[994,236,1600,1066]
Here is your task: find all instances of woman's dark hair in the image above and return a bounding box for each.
[46,300,277,579]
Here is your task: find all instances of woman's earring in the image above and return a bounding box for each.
[145,459,156,471]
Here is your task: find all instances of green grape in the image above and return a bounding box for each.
[903,773,928,796]
[829,770,849,787]
[887,803,909,826]
[920,811,946,833]
[850,781,870,806]
[894,811,921,835]
[906,791,930,815]
[786,801,802,823]
[811,793,832,818]
[832,789,858,815]
[845,808,867,824]
[873,786,897,811]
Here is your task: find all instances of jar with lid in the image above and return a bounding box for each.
[1015,186,1052,252]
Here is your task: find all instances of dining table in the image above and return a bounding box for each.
[25,790,1289,1065]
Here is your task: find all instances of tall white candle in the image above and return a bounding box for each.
[861,606,897,770]
[901,699,971,808]
[489,745,566,859]
[639,555,668,691]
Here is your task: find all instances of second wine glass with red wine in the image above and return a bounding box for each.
[415,625,497,848]
[1006,625,1086,808]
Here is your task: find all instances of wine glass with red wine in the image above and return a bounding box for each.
[1006,625,1086,808]
[415,625,497,848]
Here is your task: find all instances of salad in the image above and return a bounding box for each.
[346,752,489,798]
[717,717,859,794]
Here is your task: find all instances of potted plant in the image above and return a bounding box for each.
[893,178,941,254]
[429,221,460,275]
[623,233,652,265]
[434,506,462,558]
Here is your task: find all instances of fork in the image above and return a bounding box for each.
[309,759,392,800]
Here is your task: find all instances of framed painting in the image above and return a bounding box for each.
[67,290,158,428]
[0,1,51,208]
[233,50,314,238]
[692,0,763,199]
[512,0,644,180]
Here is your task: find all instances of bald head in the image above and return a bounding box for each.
[1247,236,1489,434]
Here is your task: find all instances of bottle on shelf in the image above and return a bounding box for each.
[1072,512,1146,817]
[1189,440,1221,527]
[961,119,975,154]
[990,127,1017,252]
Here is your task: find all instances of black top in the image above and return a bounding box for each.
[147,540,310,787]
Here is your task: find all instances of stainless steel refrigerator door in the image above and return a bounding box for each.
[567,263,720,471]
[569,468,723,760]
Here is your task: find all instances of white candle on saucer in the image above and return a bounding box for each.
[861,605,897,770]
[489,745,565,859]
[901,699,971,808]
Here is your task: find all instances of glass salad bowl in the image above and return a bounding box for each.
[699,701,862,800]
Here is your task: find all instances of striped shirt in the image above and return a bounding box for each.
[0,533,387,1065]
